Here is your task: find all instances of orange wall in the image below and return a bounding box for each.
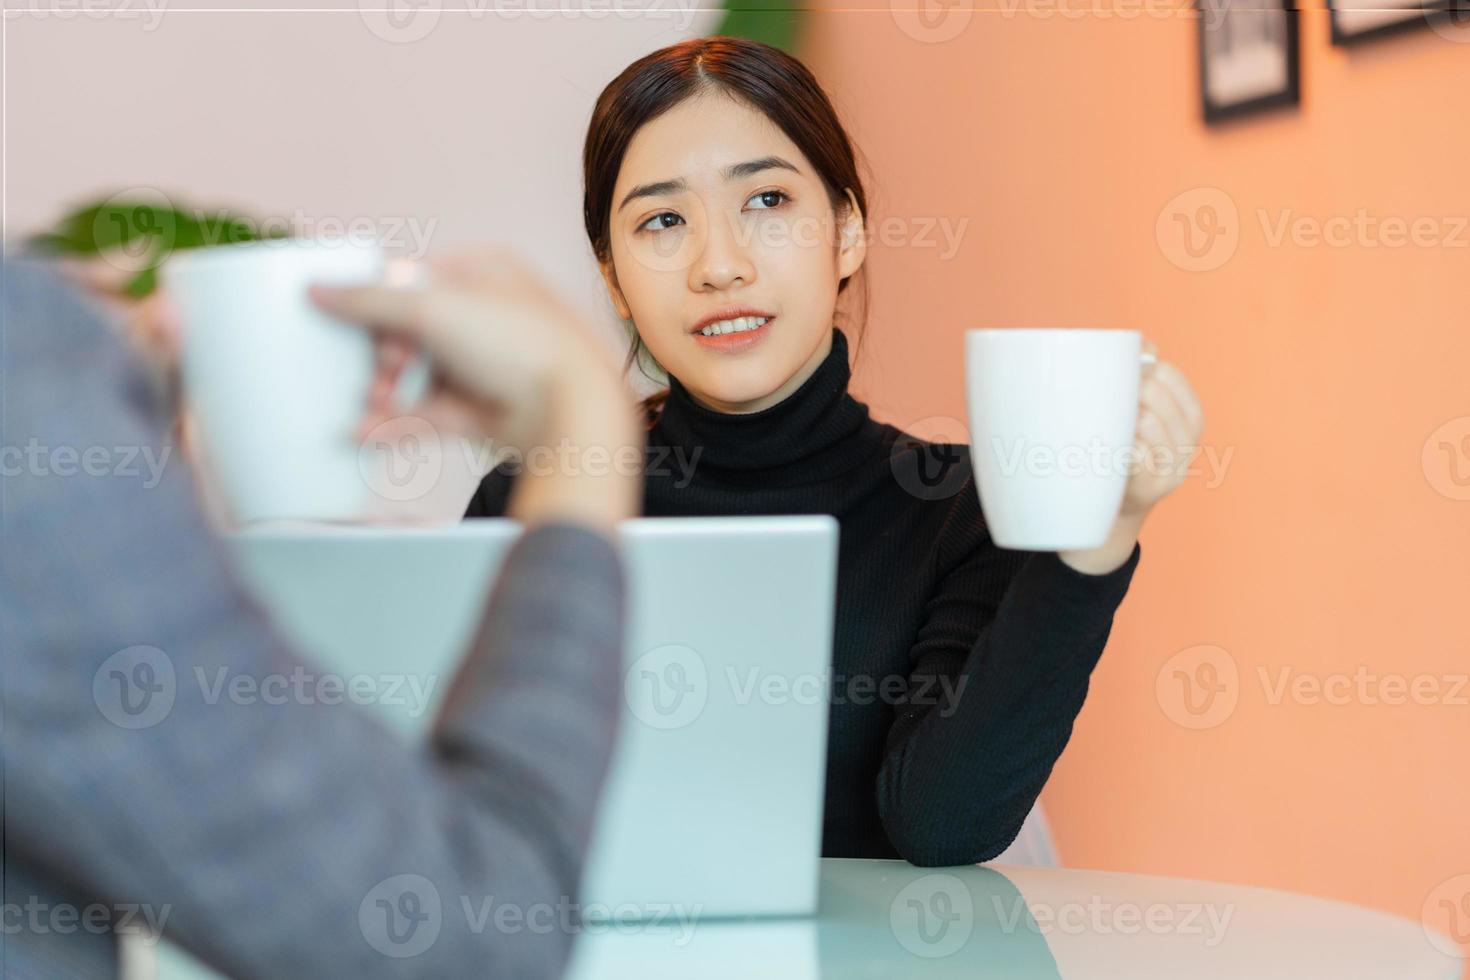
[803,2,1470,948]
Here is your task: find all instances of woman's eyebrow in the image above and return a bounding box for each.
[617,156,801,213]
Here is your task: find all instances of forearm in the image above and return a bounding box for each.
[6,469,627,979]
[504,357,643,536]
[2,264,629,978]
[875,543,1141,866]
[1058,508,1146,575]
[431,519,628,926]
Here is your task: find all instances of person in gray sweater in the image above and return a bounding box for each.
[0,250,643,979]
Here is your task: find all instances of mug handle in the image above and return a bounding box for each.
[1140,351,1157,366]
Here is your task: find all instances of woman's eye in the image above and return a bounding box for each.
[747,190,788,211]
[638,192,787,234]
[639,212,684,234]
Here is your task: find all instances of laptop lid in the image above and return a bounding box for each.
[224,516,839,920]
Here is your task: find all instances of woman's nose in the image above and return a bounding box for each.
[690,208,756,291]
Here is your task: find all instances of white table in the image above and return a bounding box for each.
[142,857,1462,979]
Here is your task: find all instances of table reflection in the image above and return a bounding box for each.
[565,859,1460,980]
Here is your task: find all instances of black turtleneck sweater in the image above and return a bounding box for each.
[464,326,1141,867]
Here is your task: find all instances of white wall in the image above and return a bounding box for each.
[4,3,719,519]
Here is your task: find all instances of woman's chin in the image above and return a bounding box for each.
[682,373,786,414]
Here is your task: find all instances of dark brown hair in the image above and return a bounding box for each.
[581,36,871,426]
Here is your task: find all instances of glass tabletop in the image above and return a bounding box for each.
[142,857,1462,979]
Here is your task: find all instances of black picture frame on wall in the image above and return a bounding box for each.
[1328,0,1458,44]
[1197,0,1301,124]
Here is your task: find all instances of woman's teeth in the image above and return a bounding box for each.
[700,316,769,336]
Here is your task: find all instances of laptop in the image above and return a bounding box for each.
[224,515,839,921]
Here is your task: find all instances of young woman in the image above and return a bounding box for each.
[465,37,1205,867]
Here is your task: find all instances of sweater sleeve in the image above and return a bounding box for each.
[873,474,1141,867]
[463,462,516,518]
[2,261,627,979]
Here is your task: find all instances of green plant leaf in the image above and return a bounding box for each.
[27,195,292,298]
[123,266,158,300]
[713,0,803,54]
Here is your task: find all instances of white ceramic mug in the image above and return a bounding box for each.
[167,238,427,526]
[965,328,1155,551]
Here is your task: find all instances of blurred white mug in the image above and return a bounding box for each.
[167,238,427,526]
[965,328,1154,551]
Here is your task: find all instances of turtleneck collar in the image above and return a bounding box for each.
[651,326,888,485]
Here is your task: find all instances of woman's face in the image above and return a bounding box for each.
[601,91,866,414]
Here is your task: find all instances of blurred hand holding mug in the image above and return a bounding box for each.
[162,238,421,527]
[309,245,643,534]
[157,237,638,531]
[965,328,1204,569]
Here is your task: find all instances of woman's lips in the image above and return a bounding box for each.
[692,317,774,353]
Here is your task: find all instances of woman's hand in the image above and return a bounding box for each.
[1121,337,1205,519]
[309,247,643,533]
[1059,336,1205,574]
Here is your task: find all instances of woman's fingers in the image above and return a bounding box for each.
[355,391,494,443]
[1141,378,1191,451]
[429,247,525,292]
[308,282,432,337]
[320,247,627,454]
[1136,408,1169,453]
[1149,360,1205,438]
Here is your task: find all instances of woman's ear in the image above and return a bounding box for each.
[837,187,867,280]
[599,260,633,320]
